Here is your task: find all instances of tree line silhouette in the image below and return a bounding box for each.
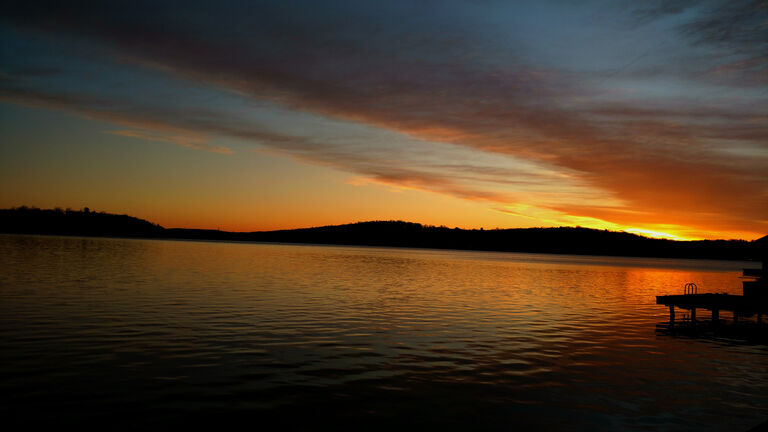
[1,206,764,261]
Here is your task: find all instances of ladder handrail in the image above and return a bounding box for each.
[684,282,698,295]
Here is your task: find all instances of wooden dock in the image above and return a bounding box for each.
[656,292,765,325]
[656,257,767,327]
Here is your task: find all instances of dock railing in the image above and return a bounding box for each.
[684,282,698,295]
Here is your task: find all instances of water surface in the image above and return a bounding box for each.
[1,235,766,430]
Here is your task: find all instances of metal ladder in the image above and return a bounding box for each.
[684,282,698,295]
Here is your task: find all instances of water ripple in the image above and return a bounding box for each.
[1,235,766,430]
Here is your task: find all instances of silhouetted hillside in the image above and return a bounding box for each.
[0,207,763,261]
[245,221,759,260]
[0,206,163,237]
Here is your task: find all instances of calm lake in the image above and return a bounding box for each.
[1,234,766,430]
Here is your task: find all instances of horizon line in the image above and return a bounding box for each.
[4,206,765,243]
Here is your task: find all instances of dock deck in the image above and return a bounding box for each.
[656,293,766,325]
[657,259,767,327]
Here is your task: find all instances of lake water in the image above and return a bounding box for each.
[1,234,766,430]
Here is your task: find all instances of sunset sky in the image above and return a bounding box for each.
[1,1,766,240]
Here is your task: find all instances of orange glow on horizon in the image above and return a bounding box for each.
[145,206,756,241]
[624,228,686,241]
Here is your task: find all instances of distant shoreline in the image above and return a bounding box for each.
[5,232,764,269]
[2,207,765,262]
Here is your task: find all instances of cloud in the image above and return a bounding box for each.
[0,84,233,154]
[1,1,766,238]
[628,0,768,87]
[680,0,768,54]
[630,0,700,24]
[1,80,580,212]
[106,130,233,154]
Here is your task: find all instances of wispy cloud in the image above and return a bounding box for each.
[106,129,233,154]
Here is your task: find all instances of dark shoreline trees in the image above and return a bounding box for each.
[0,206,163,238]
[0,207,763,261]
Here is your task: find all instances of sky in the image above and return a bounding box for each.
[0,0,766,240]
